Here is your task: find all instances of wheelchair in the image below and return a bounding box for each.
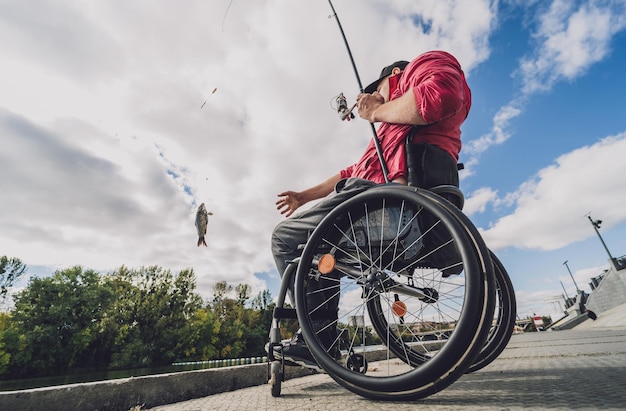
[267,139,516,400]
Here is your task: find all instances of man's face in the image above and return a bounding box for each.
[376,76,391,102]
[375,67,402,102]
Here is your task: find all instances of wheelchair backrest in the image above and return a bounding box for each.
[404,132,465,275]
[404,133,464,210]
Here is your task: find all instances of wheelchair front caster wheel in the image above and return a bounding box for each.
[269,361,283,397]
[345,353,367,374]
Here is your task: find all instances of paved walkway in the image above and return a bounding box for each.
[147,324,626,411]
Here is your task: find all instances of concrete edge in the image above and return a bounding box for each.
[0,362,317,411]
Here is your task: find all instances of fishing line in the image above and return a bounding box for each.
[327,0,390,183]
[222,0,236,32]
[201,87,218,109]
[328,0,365,92]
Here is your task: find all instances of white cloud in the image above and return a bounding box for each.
[480,132,626,251]
[0,1,126,82]
[464,187,499,216]
[465,101,523,155]
[377,0,496,70]
[465,0,626,158]
[519,0,626,94]
[0,0,497,299]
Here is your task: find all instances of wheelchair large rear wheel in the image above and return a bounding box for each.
[394,189,517,373]
[294,185,495,400]
[465,251,516,373]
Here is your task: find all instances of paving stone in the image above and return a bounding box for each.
[146,328,626,411]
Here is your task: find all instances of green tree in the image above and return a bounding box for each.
[235,284,251,306]
[0,256,27,300]
[210,286,275,359]
[0,267,286,378]
[209,282,263,358]
[182,307,221,361]
[214,298,248,358]
[211,281,232,317]
[0,313,12,375]
[106,266,202,368]
[245,289,275,357]
[250,289,273,312]
[2,266,114,377]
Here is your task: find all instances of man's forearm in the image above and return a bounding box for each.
[371,88,427,125]
[300,173,342,204]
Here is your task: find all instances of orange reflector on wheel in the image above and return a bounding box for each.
[318,253,336,275]
[392,300,407,317]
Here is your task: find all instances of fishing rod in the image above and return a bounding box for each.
[328,0,390,183]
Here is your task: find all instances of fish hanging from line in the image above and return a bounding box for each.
[195,203,213,247]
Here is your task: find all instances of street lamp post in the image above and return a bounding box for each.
[587,215,615,262]
[559,280,571,301]
[560,280,572,309]
[563,260,581,293]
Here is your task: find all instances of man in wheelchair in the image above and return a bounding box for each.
[270,50,472,369]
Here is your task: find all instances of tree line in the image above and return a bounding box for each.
[0,258,288,380]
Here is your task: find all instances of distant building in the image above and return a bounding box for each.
[585,254,626,314]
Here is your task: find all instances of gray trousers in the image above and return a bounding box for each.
[271,178,377,303]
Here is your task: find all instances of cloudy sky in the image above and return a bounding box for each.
[2,0,626,318]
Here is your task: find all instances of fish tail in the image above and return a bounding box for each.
[198,237,207,247]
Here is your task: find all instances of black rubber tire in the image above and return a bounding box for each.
[465,251,516,373]
[366,188,499,369]
[269,361,282,397]
[295,185,495,400]
[424,186,515,373]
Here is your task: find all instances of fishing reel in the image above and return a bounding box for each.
[335,92,355,121]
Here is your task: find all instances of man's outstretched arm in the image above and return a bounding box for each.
[276,173,342,218]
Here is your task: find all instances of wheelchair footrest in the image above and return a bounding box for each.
[273,307,337,321]
[273,307,298,319]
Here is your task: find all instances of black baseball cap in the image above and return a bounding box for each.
[363,60,410,94]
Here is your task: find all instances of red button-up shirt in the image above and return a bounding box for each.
[340,50,471,184]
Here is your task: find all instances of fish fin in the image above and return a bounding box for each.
[197,237,204,247]
[202,238,207,247]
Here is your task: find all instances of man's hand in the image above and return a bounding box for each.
[276,191,304,218]
[275,174,341,218]
[356,91,385,123]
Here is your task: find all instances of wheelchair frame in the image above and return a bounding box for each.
[267,141,516,400]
